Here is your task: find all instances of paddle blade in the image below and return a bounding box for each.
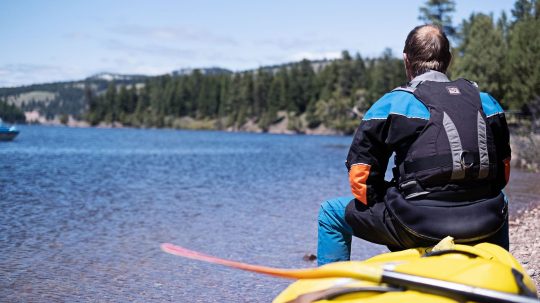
[160,243,382,281]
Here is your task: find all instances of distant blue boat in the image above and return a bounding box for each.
[0,119,19,141]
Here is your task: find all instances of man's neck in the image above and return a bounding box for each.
[410,70,450,84]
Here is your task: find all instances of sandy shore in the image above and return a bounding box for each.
[509,205,540,295]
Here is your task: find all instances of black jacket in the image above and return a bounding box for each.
[346,71,511,206]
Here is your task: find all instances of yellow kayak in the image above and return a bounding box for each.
[274,239,537,303]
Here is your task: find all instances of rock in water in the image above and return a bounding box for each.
[302,254,317,262]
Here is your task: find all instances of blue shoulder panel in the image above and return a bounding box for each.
[480,92,504,117]
[363,91,429,121]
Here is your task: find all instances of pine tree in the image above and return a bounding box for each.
[453,13,506,101]
[511,0,535,22]
[318,61,339,101]
[117,85,131,123]
[351,53,367,90]
[128,85,138,114]
[104,82,117,123]
[506,1,540,131]
[162,79,177,120]
[0,100,26,123]
[261,70,285,129]
[84,83,99,125]
[134,85,150,126]
[367,49,405,104]
[337,50,354,98]
[418,0,457,37]
[253,68,272,118]
[217,75,231,128]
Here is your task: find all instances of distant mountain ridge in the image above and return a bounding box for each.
[86,72,149,82]
[171,67,233,76]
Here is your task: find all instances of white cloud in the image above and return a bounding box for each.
[0,64,86,87]
[102,39,197,58]
[257,36,338,50]
[111,24,237,45]
[289,51,342,61]
[63,32,95,40]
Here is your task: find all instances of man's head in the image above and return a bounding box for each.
[403,24,452,80]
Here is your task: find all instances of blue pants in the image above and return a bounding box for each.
[317,196,402,265]
[317,197,354,266]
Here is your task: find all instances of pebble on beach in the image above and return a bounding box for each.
[510,206,540,295]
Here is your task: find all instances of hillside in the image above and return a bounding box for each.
[0,73,149,123]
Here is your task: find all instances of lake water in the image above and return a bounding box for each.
[1,126,538,302]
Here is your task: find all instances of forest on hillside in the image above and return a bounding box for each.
[85,0,540,134]
[0,101,25,123]
[86,52,402,133]
[0,76,152,124]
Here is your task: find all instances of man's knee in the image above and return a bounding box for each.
[318,197,350,222]
[318,197,354,235]
[318,199,336,220]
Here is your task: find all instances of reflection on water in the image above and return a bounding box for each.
[0,126,537,302]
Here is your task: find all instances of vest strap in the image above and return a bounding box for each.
[401,152,480,174]
[398,178,493,201]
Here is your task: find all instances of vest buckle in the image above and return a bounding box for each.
[459,151,475,169]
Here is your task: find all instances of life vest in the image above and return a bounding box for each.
[392,79,498,200]
[383,79,507,242]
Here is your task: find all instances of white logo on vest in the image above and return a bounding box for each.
[446,86,461,95]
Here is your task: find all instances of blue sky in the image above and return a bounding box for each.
[0,0,515,87]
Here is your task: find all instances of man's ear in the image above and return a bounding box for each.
[403,53,412,81]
